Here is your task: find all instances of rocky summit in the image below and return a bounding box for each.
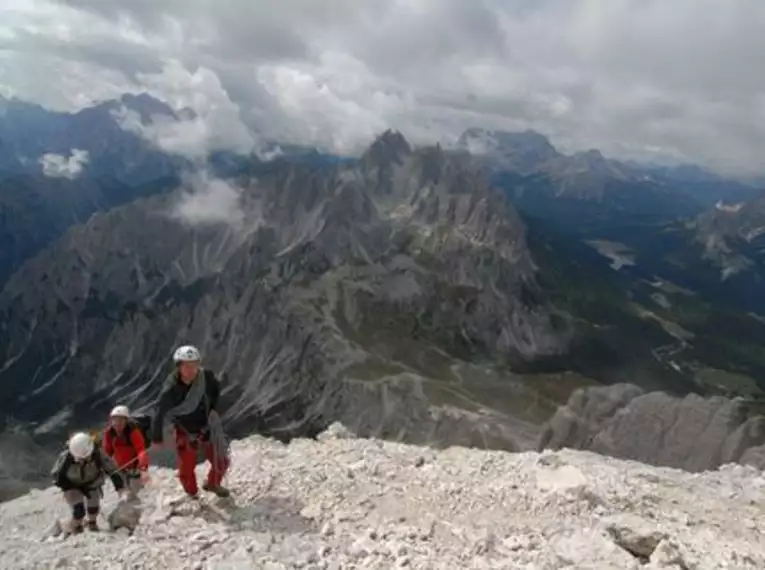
[1,425,763,569]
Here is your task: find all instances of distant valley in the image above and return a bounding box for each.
[1,95,765,500]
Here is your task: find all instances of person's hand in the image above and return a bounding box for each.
[209,410,219,421]
[140,471,151,485]
[151,441,163,450]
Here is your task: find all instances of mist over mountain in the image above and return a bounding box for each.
[3,11,765,569]
[458,127,762,215]
[0,93,184,182]
[0,93,189,288]
[2,93,765,504]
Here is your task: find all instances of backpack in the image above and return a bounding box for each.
[52,445,104,487]
[107,416,153,450]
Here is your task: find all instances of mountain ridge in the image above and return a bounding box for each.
[0,92,190,289]
[457,126,764,205]
[0,132,567,456]
[538,382,765,472]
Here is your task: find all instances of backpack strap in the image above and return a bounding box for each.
[93,448,103,470]
[203,368,214,414]
[51,449,74,482]
[108,421,135,444]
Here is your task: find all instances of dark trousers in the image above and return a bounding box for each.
[63,487,101,521]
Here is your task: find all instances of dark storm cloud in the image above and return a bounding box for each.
[1,0,764,175]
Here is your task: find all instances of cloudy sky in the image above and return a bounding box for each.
[1,0,764,176]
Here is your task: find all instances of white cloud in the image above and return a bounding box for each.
[2,0,765,175]
[110,61,258,160]
[169,170,244,229]
[39,148,89,178]
[255,52,408,154]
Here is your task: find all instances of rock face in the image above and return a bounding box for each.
[1,426,764,569]
[538,383,765,472]
[0,428,59,502]
[0,132,569,453]
[692,190,765,279]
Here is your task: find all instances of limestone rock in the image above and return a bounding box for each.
[603,514,667,560]
[548,527,640,569]
[0,433,763,568]
[107,500,141,533]
[538,383,765,472]
[317,422,355,442]
[648,540,690,569]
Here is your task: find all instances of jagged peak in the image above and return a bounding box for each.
[72,92,178,124]
[118,92,179,120]
[564,148,617,177]
[414,143,448,185]
[584,148,605,160]
[361,129,412,168]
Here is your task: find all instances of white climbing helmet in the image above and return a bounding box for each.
[110,405,130,418]
[173,345,202,363]
[68,432,94,460]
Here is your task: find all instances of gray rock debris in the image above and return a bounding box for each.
[107,500,141,533]
[0,426,764,569]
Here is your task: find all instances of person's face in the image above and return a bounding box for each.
[178,361,200,383]
[112,416,127,431]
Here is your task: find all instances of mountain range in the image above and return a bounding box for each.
[0,128,569,450]
[0,93,188,289]
[457,127,763,209]
[1,93,765,500]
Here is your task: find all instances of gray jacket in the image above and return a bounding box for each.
[51,447,125,492]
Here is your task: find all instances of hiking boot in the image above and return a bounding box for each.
[202,483,230,498]
[86,520,99,532]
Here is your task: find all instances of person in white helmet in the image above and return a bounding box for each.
[150,345,231,499]
[50,432,127,534]
[102,405,150,500]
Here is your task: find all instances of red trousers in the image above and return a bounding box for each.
[174,429,229,496]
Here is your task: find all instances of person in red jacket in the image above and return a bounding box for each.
[102,405,150,499]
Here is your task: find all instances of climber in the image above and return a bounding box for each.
[150,344,231,499]
[50,432,127,534]
[102,404,150,499]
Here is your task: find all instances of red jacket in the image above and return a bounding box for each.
[103,423,149,472]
